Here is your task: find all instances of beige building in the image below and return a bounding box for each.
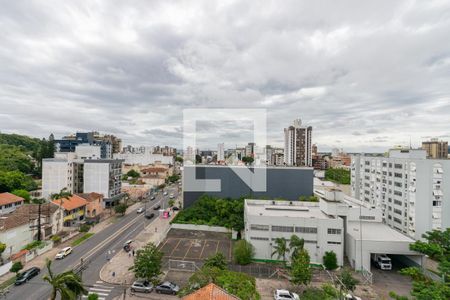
[422,139,448,159]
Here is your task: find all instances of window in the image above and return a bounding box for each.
[394,164,403,169]
[327,241,341,245]
[394,208,402,215]
[394,191,403,197]
[304,240,317,244]
[272,226,294,232]
[359,215,375,220]
[295,227,317,234]
[394,217,402,224]
[250,224,269,231]
[433,201,442,207]
[394,182,402,188]
[250,237,269,241]
[394,173,403,178]
[394,200,402,206]
[327,228,342,235]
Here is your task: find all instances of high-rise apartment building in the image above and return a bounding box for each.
[217,143,225,162]
[284,119,312,167]
[351,148,450,240]
[54,132,122,159]
[422,138,448,159]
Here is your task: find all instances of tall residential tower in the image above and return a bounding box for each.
[284,119,312,167]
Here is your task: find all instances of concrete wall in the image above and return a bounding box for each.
[171,223,230,233]
[183,166,314,207]
[0,261,12,277]
[0,224,33,261]
[42,160,69,199]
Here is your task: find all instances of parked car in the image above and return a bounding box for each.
[169,194,174,199]
[131,280,153,293]
[150,196,156,200]
[136,207,144,213]
[274,289,299,300]
[172,206,180,211]
[55,247,72,259]
[153,205,161,210]
[163,192,168,196]
[345,294,362,300]
[145,213,155,219]
[15,267,40,285]
[123,240,133,252]
[155,281,179,295]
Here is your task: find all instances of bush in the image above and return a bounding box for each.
[10,261,23,275]
[114,203,127,216]
[79,224,90,233]
[325,168,350,184]
[204,253,228,270]
[11,189,31,202]
[323,251,338,270]
[233,240,254,265]
[22,240,44,250]
[87,294,99,300]
[51,235,62,244]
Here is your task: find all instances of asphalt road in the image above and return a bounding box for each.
[5,185,180,300]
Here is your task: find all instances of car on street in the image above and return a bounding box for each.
[15,267,40,285]
[163,192,168,196]
[131,280,153,293]
[172,206,180,211]
[345,294,362,300]
[55,247,72,259]
[136,207,144,213]
[169,194,174,199]
[155,281,179,295]
[153,205,161,210]
[123,240,133,252]
[150,196,156,200]
[145,213,155,219]
[274,289,300,300]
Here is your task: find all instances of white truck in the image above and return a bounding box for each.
[371,254,392,270]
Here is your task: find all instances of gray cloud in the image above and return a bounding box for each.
[1,0,450,152]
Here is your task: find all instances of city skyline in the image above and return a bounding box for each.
[1,1,450,152]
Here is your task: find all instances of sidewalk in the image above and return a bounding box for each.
[99,212,176,285]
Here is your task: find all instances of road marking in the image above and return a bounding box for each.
[90,287,111,292]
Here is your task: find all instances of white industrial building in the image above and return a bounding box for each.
[351,148,450,239]
[244,199,344,266]
[244,187,423,273]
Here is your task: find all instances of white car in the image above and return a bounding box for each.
[163,192,168,196]
[55,247,72,259]
[136,207,144,213]
[345,294,362,300]
[274,289,299,300]
[169,194,174,199]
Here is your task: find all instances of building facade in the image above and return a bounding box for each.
[284,119,312,167]
[0,193,24,215]
[54,132,122,159]
[422,139,448,159]
[351,149,450,239]
[217,143,225,162]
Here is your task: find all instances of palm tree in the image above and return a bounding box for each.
[271,237,289,265]
[43,259,87,300]
[289,235,305,260]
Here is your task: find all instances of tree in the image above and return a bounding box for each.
[175,156,183,163]
[337,268,358,293]
[323,251,338,270]
[114,203,127,216]
[0,170,37,192]
[87,294,99,300]
[126,170,140,178]
[204,253,228,270]
[290,249,312,286]
[168,199,175,207]
[11,189,31,203]
[241,156,254,164]
[195,154,202,164]
[324,168,350,184]
[10,261,23,277]
[43,259,87,300]
[289,235,304,260]
[130,243,163,283]
[271,237,289,265]
[233,240,254,265]
[168,174,180,183]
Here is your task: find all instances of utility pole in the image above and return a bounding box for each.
[122,280,127,300]
[37,202,42,241]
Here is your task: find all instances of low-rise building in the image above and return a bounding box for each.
[0,193,25,215]
[77,193,104,221]
[52,195,88,227]
[244,199,344,265]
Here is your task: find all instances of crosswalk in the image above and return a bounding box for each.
[82,281,115,300]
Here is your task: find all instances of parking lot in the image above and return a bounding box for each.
[158,229,232,261]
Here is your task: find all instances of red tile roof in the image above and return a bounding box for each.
[52,194,88,211]
[77,192,103,202]
[182,283,240,300]
[0,192,24,206]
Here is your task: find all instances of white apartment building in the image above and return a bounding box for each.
[351,148,450,240]
[42,154,123,206]
[113,152,173,165]
[244,199,344,265]
[217,143,225,162]
[75,144,101,159]
[284,119,312,167]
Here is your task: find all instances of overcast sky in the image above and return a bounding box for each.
[1,0,449,152]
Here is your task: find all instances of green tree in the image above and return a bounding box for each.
[168,199,175,207]
[323,251,338,270]
[130,243,163,283]
[241,156,254,164]
[126,170,140,178]
[11,189,31,202]
[0,242,6,264]
[337,268,358,293]
[233,240,254,265]
[195,154,202,164]
[0,170,37,192]
[271,237,289,265]
[87,293,99,300]
[290,249,312,286]
[204,253,228,270]
[168,175,180,183]
[289,235,304,260]
[43,259,87,300]
[324,168,350,184]
[175,156,183,163]
[114,203,127,216]
[0,144,34,173]
[10,261,23,277]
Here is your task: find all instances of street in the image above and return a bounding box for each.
[4,185,179,300]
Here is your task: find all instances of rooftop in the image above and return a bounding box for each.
[245,199,333,219]
[77,192,103,202]
[182,283,239,300]
[52,195,88,211]
[0,192,24,206]
[347,221,414,242]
